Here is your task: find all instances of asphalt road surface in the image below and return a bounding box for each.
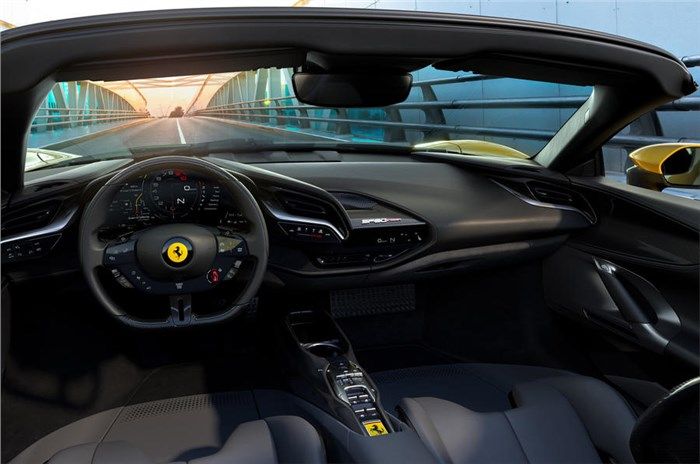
[51,116,326,156]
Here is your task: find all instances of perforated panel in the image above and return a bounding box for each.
[330,284,415,318]
[119,391,253,423]
[331,192,378,211]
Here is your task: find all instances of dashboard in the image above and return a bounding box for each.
[2,153,596,290]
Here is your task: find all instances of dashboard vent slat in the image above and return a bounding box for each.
[1,200,61,237]
[283,197,328,216]
[275,190,332,219]
[331,192,378,211]
[530,186,575,205]
[494,178,596,223]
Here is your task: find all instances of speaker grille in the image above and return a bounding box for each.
[119,392,253,422]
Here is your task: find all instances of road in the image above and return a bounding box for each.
[47,116,326,156]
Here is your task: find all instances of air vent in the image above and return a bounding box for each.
[527,181,595,222]
[1,200,61,237]
[331,192,378,211]
[494,178,596,223]
[529,183,575,205]
[276,190,330,218]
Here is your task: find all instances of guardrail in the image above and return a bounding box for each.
[31,80,150,133]
[31,108,149,130]
[193,56,699,148]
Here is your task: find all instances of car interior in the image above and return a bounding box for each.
[1,8,699,464]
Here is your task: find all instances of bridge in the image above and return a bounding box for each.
[29,57,699,167]
[30,80,149,148]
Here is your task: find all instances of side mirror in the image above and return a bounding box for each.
[626,143,700,191]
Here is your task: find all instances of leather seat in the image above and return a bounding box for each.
[398,374,639,463]
[10,392,325,464]
[47,416,325,464]
[630,377,700,463]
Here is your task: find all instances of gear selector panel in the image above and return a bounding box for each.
[326,358,390,436]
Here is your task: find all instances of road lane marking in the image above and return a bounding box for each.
[176,119,187,144]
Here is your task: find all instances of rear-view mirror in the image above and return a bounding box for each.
[292,73,412,107]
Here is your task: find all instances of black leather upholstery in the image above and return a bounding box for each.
[46,416,325,464]
[192,416,326,464]
[630,377,700,464]
[399,373,638,464]
[47,442,155,464]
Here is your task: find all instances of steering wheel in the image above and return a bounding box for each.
[80,156,268,328]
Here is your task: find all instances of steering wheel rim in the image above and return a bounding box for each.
[80,156,268,329]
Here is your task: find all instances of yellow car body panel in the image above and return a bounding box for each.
[629,143,700,174]
[414,140,530,159]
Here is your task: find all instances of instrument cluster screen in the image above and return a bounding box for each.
[100,168,247,238]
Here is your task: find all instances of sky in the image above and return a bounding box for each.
[95,74,241,117]
[1,0,299,28]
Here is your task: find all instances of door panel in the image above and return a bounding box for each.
[1,278,9,377]
[543,178,699,370]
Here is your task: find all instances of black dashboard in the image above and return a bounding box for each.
[2,152,595,290]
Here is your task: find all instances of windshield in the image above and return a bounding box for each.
[25,66,592,172]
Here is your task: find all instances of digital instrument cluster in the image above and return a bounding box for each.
[100,168,247,238]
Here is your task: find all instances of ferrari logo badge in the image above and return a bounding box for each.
[363,420,388,436]
[166,242,189,264]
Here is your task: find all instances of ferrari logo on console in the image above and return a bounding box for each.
[363,420,388,436]
[163,239,192,266]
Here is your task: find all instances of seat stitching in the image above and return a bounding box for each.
[250,389,263,419]
[90,366,162,462]
[262,418,280,463]
[501,411,531,464]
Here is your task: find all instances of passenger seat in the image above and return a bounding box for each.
[398,373,699,463]
[46,416,326,464]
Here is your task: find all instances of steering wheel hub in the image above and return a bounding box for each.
[163,238,192,267]
[136,224,216,279]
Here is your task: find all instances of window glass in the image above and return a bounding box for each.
[25,67,591,175]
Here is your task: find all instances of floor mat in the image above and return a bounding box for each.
[372,363,574,415]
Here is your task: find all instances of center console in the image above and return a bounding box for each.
[284,310,393,437]
[326,357,391,436]
[279,309,443,463]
